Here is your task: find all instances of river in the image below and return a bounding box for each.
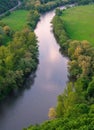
[0,8,68,130]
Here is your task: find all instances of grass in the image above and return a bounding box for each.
[1,10,28,31]
[61,4,94,45]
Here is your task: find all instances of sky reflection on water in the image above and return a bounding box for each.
[0,9,68,130]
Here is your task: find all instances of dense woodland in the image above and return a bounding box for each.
[22,0,94,13]
[0,0,18,14]
[21,0,68,13]
[0,1,40,100]
[0,28,38,100]
[69,0,94,5]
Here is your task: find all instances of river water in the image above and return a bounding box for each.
[0,9,68,130]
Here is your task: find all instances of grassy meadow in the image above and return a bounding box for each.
[62,4,94,45]
[1,10,28,31]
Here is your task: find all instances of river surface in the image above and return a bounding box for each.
[0,9,68,130]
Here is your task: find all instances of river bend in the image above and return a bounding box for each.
[0,9,68,130]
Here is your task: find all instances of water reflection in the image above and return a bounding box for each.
[24,73,36,89]
[0,8,68,130]
[0,72,37,113]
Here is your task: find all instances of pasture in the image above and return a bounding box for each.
[62,5,94,45]
[1,10,28,31]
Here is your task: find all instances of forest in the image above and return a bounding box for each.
[0,1,40,100]
[0,0,18,14]
[0,27,39,100]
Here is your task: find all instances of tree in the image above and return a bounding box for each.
[68,60,81,79]
[87,77,94,97]
[78,55,91,77]
[0,34,4,45]
[3,26,11,36]
[48,107,57,119]
[55,8,62,16]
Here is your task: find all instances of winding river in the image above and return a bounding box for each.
[0,8,68,130]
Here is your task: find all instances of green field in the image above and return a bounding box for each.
[62,5,94,45]
[1,10,28,31]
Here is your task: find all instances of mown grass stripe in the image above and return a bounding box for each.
[61,4,94,45]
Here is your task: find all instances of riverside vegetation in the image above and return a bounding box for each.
[0,0,77,101]
[24,3,94,130]
[0,0,72,101]
[0,0,94,129]
[0,1,40,100]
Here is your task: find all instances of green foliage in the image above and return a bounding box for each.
[1,0,94,129]
[0,24,13,45]
[68,0,94,5]
[0,28,38,100]
[25,2,94,130]
[23,0,68,13]
[51,8,94,130]
[0,34,4,45]
[67,40,94,79]
[22,0,94,13]
[55,8,62,16]
[0,0,18,14]
[52,12,94,80]
[1,9,40,31]
[4,11,11,16]
[25,113,94,130]
[52,15,68,47]
[30,4,94,130]
[87,77,94,97]
[0,0,41,100]
[27,10,40,30]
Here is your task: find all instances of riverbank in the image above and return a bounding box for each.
[0,2,40,100]
[0,0,69,100]
[25,4,94,130]
[0,0,94,130]
[0,7,68,130]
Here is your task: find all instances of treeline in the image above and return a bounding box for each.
[35,0,67,13]
[0,8,40,44]
[49,10,94,129]
[0,0,93,15]
[24,113,94,130]
[69,0,94,5]
[0,22,13,45]
[22,0,68,13]
[0,0,18,14]
[24,7,94,130]
[0,6,40,100]
[27,10,40,30]
[52,10,68,54]
[0,28,38,100]
[22,0,94,13]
